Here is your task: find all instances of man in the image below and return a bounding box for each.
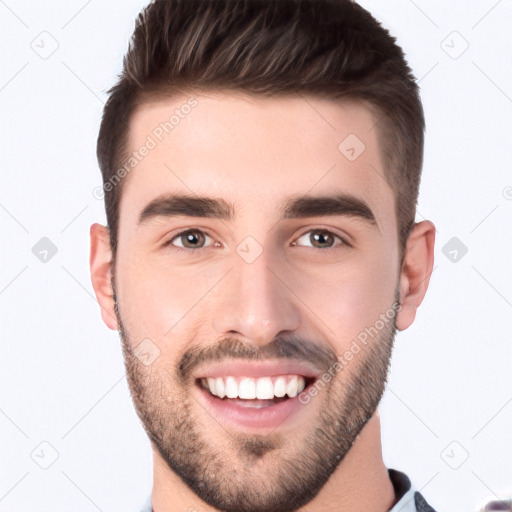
[90,0,437,510]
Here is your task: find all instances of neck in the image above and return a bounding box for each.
[150,411,396,512]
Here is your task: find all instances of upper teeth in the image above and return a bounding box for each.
[200,375,307,399]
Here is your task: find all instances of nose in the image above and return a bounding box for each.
[212,246,301,347]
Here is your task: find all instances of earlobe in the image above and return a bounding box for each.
[89,223,118,331]
[395,220,436,331]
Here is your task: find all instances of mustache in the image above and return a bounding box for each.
[177,335,339,384]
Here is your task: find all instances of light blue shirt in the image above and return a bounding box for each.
[138,468,435,511]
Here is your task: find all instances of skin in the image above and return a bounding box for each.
[90,91,435,511]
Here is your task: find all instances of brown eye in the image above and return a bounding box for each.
[169,229,212,249]
[294,229,346,250]
[309,231,335,248]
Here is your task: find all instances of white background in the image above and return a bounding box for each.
[0,0,511,511]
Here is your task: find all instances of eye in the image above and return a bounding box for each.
[292,229,349,250]
[165,229,216,250]
[163,228,348,253]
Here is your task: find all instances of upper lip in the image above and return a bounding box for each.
[193,360,323,380]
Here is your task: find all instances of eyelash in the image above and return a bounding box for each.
[162,228,351,254]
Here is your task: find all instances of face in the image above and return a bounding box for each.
[106,92,406,511]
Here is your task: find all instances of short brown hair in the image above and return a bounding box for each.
[97,0,424,263]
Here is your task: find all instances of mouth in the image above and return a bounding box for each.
[194,369,320,431]
[197,374,316,406]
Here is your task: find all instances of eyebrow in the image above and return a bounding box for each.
[137,193,377,228]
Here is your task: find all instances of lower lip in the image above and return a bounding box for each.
[196,382,315,432]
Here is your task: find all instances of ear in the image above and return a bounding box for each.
[395,220,436,331]
[89,223,118,331]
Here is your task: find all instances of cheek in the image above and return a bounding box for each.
[115,255,227,342]
[290,250,398,346]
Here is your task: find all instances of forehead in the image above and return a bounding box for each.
[121,91,395,230]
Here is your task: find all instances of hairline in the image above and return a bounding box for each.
[111,88,407,264]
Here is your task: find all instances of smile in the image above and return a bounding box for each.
[199,374,309,401]
[193,362,321,430]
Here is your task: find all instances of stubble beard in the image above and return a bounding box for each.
[113,281,398,512]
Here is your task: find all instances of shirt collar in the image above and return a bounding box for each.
[388,468,418,512]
